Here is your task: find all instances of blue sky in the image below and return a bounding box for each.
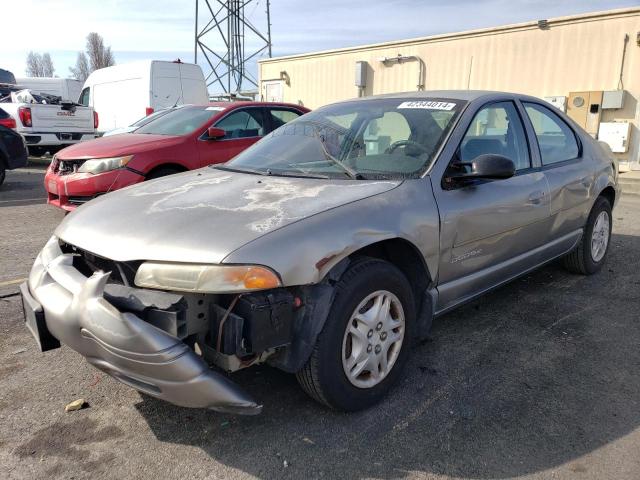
[1,0,637,93]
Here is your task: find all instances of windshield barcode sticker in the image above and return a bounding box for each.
[397,101,456,110]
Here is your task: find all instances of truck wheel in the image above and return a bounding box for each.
[146,167,182,180]
[562,196,612,275]
[296,258,415,411]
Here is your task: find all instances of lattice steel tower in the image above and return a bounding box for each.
[194,0,272,96]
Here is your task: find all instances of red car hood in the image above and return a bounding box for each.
[56,133,184,159]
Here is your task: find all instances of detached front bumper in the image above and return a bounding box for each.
[22,237,262,415]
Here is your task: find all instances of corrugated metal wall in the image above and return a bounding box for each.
[259,8,640,167]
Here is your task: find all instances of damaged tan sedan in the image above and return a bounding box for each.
[22,91,618,414]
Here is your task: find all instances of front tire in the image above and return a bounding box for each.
[562,196,612,275]
[296,259,415,411]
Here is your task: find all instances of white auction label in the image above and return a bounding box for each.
[397,101,456,110]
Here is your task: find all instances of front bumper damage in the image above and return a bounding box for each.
[22,237,262,415]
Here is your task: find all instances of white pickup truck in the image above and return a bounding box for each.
[0,86,97,156]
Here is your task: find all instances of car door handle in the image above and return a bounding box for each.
[528,191,546,204]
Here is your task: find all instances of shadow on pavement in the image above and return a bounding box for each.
[0,169,48,207]
[132,232,639,478]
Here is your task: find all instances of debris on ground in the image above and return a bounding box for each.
[64,399,88,412]
[88,374,101,387]
[11,348,26,355]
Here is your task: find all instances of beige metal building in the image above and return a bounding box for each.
[259,7,640,170]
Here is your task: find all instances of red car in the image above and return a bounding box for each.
[45,102,309,210]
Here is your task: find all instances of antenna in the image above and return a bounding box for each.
[195,0,272,96]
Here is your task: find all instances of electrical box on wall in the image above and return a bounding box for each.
[602,90,625,110]
[355,61,367,88]
[567,91,602,137]
[544,96,567,112]
[598,122,631,153]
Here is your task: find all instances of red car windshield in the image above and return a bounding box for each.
[135,106,220,136]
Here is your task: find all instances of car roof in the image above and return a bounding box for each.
[205,101,308,111]
[343,90,542,104]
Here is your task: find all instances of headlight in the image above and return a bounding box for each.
[77,155,133,174]
[134,262,282,293]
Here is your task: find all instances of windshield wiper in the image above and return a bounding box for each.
[272,170,330,179]
[213,165,272,176]
[317,145,364,180]
[311,126,363,180]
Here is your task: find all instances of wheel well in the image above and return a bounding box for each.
[145,163,188,177]
[599,186,615,207]
[349,238,431,307]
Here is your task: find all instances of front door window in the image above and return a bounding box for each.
[458,101,531,171]
[215,109,265,140]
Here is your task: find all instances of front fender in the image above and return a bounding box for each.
[222,179,440,287]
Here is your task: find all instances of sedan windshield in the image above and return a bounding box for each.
[221,98,464,179]
[130,107,177,129]
[135,106,220,136]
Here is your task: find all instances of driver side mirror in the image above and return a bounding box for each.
[206,127,226,140]
[446,154,515,182]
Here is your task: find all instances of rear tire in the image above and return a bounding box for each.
[562,196,612,275]
[296,258,415,411]
[146,167,182,180]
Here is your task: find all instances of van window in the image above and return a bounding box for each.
[79,87,90,106]
[135,106,218,136]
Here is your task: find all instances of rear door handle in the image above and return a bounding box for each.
[528,191,546,204]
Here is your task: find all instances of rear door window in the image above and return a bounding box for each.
[266,108,302,132]
[523,102,580,165]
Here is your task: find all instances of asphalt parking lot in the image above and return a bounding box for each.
[1,165,640,480]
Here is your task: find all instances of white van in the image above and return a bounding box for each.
[78,60,208,135]
[15,77,82,103]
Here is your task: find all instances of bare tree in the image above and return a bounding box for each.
[41,53,55,77]
[69,33,115,81]
[86,32,115,71]
[26,52,43,77]
[69,52,90,82]
[26,51,56,77]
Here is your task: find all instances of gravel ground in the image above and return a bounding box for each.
[1,167,640,479]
